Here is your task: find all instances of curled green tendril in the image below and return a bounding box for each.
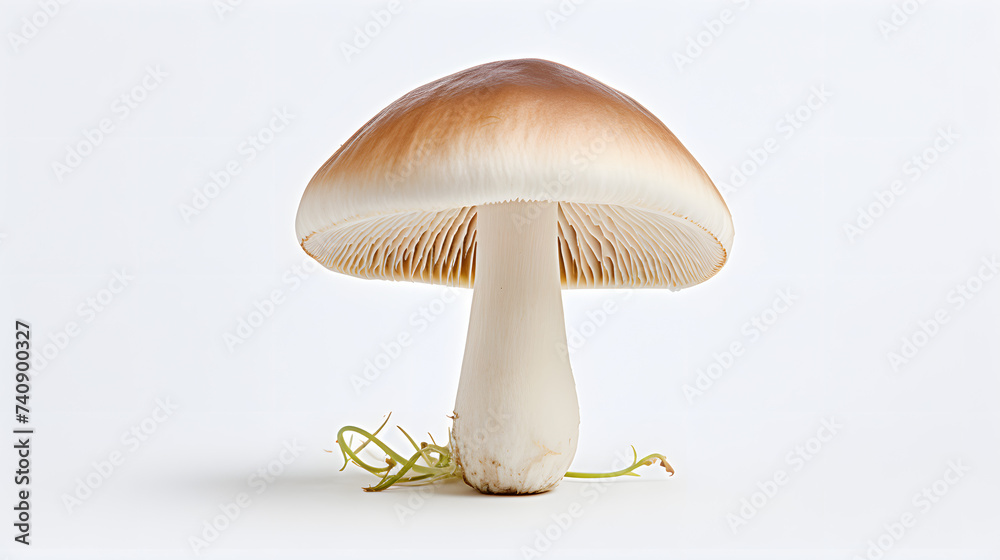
[331,414,674,492]
[565,445,674,478]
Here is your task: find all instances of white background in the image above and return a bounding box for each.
[2,0,999,558]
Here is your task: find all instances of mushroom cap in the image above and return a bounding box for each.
[295,58,734,289]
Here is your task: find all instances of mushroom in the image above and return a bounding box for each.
[296,58,734,495]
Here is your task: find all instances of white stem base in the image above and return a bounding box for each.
[451,201,579,494]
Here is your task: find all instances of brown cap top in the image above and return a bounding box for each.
[296,58,734,289]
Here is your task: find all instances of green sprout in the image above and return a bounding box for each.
[331,414,674,492]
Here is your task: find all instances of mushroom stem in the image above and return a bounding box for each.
[451,201,579,494]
